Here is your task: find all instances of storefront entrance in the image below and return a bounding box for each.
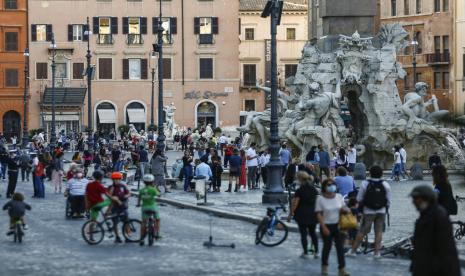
[196,101,217,128]
[96,102,117,135]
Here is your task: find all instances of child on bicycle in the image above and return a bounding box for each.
[107,172,130,243]
[137,174,160,246]
[85,170,121,223]
[3,193,31,234]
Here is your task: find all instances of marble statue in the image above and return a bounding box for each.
[164,103,177,139]
[205,124,214,139]
[128,124,139,138]
[241,23,464,169]
[402,82,449,128]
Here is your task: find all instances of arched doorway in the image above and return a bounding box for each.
[196,101,217,128]
[96,102,116,135]
[3,111,21,140]
[125,102,146,131]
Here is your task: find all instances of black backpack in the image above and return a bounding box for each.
[363,180,388,210]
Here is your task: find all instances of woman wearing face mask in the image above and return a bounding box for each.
[288,171,319,259]
[315,179,350,276]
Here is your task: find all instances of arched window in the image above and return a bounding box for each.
[96,102,116,134]
[3,110,21,140]
[125,102,146,131]
[196,101,217,128]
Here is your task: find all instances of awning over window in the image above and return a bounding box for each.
[97,109,116,124]
[42,87,86,106]
[127,109,146,123]
[44,115,80,121]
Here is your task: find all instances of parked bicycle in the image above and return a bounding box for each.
[81,209,142,245]
[452,196,465,240]
[255,204,289,247]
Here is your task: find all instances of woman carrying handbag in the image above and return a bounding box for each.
[315,178,350,276]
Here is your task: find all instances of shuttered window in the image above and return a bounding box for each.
[73,63,84,79]
[36,63,48,79]
[199,58,213,79]
[99,58,112,80]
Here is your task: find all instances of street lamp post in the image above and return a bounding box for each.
[153,0,166,151]
[22,48,30,148]
[85,17,94,151]
[261,0,287,204]
[411,40,418,84]
[50,34,57,148]
[150,52,156,126]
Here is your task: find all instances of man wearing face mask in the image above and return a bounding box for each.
[66,168,89,218]
[409,185,460,276]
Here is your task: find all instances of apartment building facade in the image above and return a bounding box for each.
[454,0,465,115]
[28,0,240,135]
[380,0,454,112]
[0,0,27,139]
[239,0,307,123]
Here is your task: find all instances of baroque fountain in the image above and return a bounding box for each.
[239,24,465,169]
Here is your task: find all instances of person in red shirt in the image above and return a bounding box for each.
[85,170,120,223]
[224,144,234,168]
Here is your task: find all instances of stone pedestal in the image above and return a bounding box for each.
[410,163,424,180]
[353,162,367,180]
[262,192,288,204]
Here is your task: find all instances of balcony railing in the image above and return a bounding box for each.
[127,34,144,45]
[426,52,450,64]
[97,34,114,45]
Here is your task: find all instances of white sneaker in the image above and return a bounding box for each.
[313,253,320,259]
[300,253,310,259]
[373,253,382,259]
[345,250,356,257]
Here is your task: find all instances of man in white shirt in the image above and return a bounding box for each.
[347,165,391,259]
[347,144,357,175]
[246,143,258,190]
[399,143,408,180]
[218,134,227,156]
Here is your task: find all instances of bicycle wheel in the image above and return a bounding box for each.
[453,223,464,240]
[17,224,23,243]
[256,220,288,247]
[122,219,142,242]
[148,221,154,246]
[82,221,105,245]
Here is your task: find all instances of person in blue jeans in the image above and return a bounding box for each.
[0,148,9,180]
[182,151,193,191]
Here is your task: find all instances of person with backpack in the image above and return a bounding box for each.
[432,165,457,216]
[347,165,391,259]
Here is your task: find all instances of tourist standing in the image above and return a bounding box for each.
[210,153,223,192]
[111,145,122,172]
[279,144,291,177]
[6,152,19,198]
[284,157,305,188]
[51,152,64,194]
[246,143,259,190]
[393,146,402,181]
[432,165,457,216]
[428,152,442,169]
[138,145,149,178]
[0,147,9,180]
[347,165,391,258]
[260,150,270,188]
[399,143,408,180]
[239,149,247,191]
[409,185,460,276]
[306,146,320,177]
[182,151,193,192]
[19,150,31,182]
[151,149,169,192]
[34,155,46,198]
[289,171,319,259]
[336,148,348,169]
[315,179,349,276]
[227,149,241,192]
[223,143,233,168]
[346,144,356,175]
[318,145,331,179]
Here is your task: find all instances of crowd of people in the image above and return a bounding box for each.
[0,126,462,273]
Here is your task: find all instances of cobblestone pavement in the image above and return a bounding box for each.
[0,178,418,276]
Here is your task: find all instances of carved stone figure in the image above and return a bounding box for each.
[402,82,449,128]
[240,24,464,169]
[205,124,214,139]
[164,103,177,139]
